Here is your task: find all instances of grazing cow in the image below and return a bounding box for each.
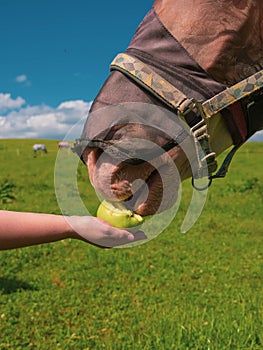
[73,0,263,217]
[33,144,47,157]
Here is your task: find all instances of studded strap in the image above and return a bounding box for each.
[202,70,263,117]
[111,53,263,119]
[110,53,194,114]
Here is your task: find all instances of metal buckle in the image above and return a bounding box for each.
[178,99,218,191]
[178,99,206,119]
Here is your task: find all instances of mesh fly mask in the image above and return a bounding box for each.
[73,8,263,189]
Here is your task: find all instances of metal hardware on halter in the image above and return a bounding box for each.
[178,99,247,190]
[177,99,217,190]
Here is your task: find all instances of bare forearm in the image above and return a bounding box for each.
[0,210,146,250]
[0,211,73,250]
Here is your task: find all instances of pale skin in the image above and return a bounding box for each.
[0,210,146,250]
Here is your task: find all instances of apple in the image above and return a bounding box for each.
[96,200,144,230]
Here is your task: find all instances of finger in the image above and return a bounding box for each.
[81,239,112,249]
[83,228,147,249]
[130,230,147,242]
[109,229,147,247]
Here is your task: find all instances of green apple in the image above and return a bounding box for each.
[97,200,144,229]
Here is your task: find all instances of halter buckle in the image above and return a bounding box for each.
[178,99,218,190]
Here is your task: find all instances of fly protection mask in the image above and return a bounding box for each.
[74,9,263,189]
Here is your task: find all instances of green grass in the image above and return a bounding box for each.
[0,139,262,349]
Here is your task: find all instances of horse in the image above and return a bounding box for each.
[33,144,47,157]
[73,0,263,217]
[58,141,71,149]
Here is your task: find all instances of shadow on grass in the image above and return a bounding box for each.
[0,277,38,294]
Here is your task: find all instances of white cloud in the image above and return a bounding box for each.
[57,100,91,123]
[0,91,262,142]
[16,74,27,83]
[0,93,26,112]
[0,93,92,140]
[15,74,31,86]
[249,130,263,142]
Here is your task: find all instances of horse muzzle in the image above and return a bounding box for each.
[73,103,193,216]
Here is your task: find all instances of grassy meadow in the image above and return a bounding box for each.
[0,139,262,349]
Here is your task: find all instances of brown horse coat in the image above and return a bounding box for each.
[77,0,262,216]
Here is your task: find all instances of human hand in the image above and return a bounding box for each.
[67,216,147,248]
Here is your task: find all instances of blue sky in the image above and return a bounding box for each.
[0,0,262,141]
[0,0,153,139]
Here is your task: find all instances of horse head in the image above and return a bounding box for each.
[74,0,263,217]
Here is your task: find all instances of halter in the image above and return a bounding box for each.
[111,53,263,190]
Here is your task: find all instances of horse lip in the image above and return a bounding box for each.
[110,169,154,212]
[109,160,156,203]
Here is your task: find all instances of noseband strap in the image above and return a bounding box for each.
[111,53,263,188]
[111,53,194,114]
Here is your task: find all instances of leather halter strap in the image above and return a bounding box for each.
[111,53,194,114]
[110,53,263,186]
[111,53,263,120]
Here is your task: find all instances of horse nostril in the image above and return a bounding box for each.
[110,180,133,201]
